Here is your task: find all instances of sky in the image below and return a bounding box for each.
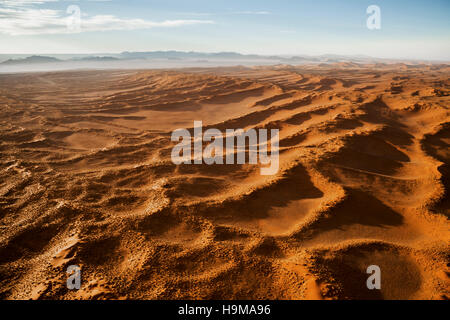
[0,0,449,60]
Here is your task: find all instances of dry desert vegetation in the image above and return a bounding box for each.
[0,63,449,300]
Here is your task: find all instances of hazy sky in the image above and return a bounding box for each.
[0,0,449,60]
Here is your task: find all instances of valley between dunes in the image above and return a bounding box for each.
[0,63,449,300]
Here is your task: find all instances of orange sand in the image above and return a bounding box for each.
[0,64,449,300]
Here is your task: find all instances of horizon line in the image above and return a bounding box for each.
[0,51,449,63]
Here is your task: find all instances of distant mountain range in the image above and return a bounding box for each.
[0,55,122,65]
[1,55,62,65]
[0,51,446,68]
[118,51,285,61]
[0,52,311,65]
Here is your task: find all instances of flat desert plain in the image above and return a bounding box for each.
[0,63,449,300]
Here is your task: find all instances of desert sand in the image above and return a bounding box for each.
[0,63,449,300]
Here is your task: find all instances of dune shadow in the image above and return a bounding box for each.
[0,224,60,264]
[313,244,422,300]
[325,133,411,176]
[314,188,404,232]
[199,164,323,222]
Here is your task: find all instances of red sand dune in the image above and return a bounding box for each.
[0,64,449,300]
